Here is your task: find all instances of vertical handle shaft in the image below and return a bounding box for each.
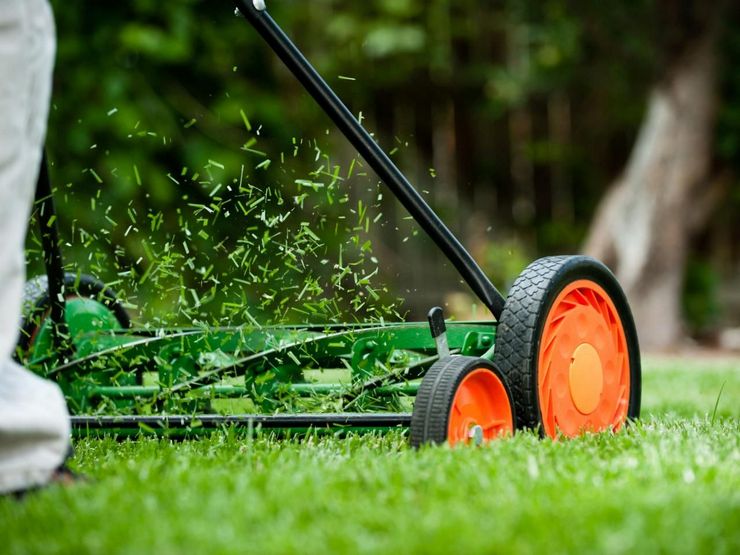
[35,151,70,355]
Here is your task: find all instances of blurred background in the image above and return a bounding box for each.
[34,0,739,352]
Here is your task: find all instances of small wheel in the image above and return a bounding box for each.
[18,272,131,358]
[493,255,641,438]
[410,356,515,448]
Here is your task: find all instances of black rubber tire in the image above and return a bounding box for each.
[409,356,515,448]
[492,255,641,433]
[17,272,131,354]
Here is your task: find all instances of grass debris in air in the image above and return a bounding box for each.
[27,113,405,330]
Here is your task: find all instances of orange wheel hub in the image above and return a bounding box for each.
[447,368,514,446]
[538,280,630,438]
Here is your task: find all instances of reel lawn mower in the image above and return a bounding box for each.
[19,0,641,446]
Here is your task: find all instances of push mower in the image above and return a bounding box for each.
[20,0,641,446]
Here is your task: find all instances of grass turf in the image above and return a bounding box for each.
[1,356,738,554]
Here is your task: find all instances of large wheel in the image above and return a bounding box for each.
[410,356,515,448]
[18,273,131,357]
[493,256,641,438]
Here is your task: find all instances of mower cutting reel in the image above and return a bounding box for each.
[22,0,641,446]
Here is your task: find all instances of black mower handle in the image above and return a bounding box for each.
[234,0,507,319]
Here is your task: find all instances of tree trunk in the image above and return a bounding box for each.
[583,33,719,350]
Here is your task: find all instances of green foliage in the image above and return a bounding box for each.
[480,236,531,292]
[716,6,740,253]
[683,256,721,335]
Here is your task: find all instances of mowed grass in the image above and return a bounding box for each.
[1,356,738,554]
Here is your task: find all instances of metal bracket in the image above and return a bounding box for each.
[427,307,450,358]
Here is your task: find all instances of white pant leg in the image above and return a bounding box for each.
[0,0,70,494]
[0,361,71,492]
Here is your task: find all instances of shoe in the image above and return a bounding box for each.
[49,464,88,486]
[8,464,88,500]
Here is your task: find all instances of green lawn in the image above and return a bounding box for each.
[2,356,739,554]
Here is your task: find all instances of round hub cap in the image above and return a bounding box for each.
[568,343,603,414]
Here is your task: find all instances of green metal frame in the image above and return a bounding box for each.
[24,296,496,433]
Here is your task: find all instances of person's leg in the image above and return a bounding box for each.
[0,0,71,494]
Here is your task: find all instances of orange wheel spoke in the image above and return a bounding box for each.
[456,399,484,424]
[481,419,506,431]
